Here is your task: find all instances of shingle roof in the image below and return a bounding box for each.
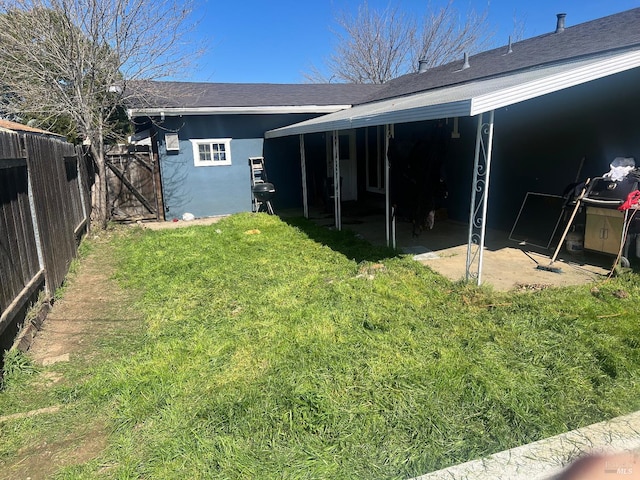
[363,7,640,104]
[131,8,640,118]
[129,81,383,109]
[266,50,640,139]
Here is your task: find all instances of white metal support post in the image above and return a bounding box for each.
[384,124,394,247]
[466,110,495,285]
[299,134,308,218]
[332,130,342,231]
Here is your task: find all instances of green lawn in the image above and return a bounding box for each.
[3,212,640,479]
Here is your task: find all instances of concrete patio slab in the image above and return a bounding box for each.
[340,213,614,291]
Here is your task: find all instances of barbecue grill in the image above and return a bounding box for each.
[583,176,639,206]
[581,175,640,264]
[252,182,275,202]
[252,182,276,214]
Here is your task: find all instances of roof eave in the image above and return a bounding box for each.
[470,48,640,115]
[265,100,473,138]
[127,105,353,118]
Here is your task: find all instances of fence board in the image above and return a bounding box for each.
[25,136,77,292]
[0,133,39,324]
[11,165,36,279]
[0,168,18,309]
[0,131,91,343]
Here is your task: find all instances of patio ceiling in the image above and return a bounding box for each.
[265,48,640,139]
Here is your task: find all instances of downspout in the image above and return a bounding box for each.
[332,131,342,230]
[299,134,308,218]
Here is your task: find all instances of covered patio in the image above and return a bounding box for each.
[267,44,640,287]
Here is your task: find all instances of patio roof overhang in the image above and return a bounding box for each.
[265,48,640,139]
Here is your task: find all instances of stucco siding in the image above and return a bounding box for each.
[159,136,260,218]
[151,113,326,218]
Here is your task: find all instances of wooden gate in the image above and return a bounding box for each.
[106,145,164,222]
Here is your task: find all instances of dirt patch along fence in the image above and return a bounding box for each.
[0,130,92,355]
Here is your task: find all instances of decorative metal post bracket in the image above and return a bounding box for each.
[466,110,495,285]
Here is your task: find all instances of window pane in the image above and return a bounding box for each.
[212,143,226,162]
[199,144,211,161]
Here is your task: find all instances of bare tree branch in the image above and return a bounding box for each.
[411,0,492,71]
[322,1,415,84]
[509,9,527,43]
[308,0,495,83]
[0,0,202,227]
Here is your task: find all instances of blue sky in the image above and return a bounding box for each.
[188,0,640,83]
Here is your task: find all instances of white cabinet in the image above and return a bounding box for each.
[584,207,625,255]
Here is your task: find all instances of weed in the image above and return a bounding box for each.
[1,349,38,389]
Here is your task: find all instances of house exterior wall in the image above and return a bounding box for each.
[151,113,321,219]
[416,67,640,232]
[487,67,640,230]
[142,66,640,227]
[345,66,640,237]
[263,136,305,210]
[159,134,259,218]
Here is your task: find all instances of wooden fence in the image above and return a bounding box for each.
[106,145,162,221]
[0,130,91,352]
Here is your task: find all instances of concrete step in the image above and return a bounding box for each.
[411,410,640,479]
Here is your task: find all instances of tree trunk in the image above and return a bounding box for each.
[91,156,109,229]
[89,123,109,229]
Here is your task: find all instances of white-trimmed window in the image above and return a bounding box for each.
[190,138,232,166]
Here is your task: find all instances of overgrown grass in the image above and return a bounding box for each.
[3,213,640,479]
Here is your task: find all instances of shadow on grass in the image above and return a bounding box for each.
[283,216,400,263]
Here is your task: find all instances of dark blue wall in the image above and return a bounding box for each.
[487,67,640,230]
[396,68,640,231]
[159,135,259,218]
[263,136,308,210]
